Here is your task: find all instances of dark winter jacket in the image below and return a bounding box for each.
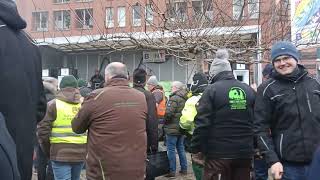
[191,71,255,159]
[254,65,320,166]
[134,85,158,152]
[0,1,47,179]
[0,113,20,180]
[308,146,320,180]
[164,88,188,135]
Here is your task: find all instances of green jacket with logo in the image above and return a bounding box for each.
[164,89,188,135]
[191,71,255,159]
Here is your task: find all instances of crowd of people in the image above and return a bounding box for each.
[2,1,320,180]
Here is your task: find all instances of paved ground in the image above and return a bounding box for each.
[32,142,273,180]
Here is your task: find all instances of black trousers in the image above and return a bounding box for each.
[203,159,251,180]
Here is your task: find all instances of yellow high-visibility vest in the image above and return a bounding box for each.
[50,99,87,144]
[179,94,202,135]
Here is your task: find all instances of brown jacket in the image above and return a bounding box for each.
[37,87,87,162]
[72,78,147,180]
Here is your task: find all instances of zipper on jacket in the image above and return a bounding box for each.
[280,134,283,158]
[260,136,270,150]
[306,93,312,112]
[293,83,307,160]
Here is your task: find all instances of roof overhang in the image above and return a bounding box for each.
[35,25,260,52]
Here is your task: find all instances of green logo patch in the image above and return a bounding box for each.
[228,87,247,110]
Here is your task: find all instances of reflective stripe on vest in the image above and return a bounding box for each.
[50,99,87,144]
[154,89,166,118]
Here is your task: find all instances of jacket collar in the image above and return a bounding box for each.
[105,78,129,87]
[211,71,235,84]
[272,64,308,83]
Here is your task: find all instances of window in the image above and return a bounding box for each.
[192,1,203,16]
[248,0,259,19]
[233,0,245,20]
[32,12,48,31]
[132,5,141,26]
[145,4,153,25]
[166,2,187,21]
[53,10,71,30]
[118,7,126,27]
[176,2,187,21]
[75,9,93,29]
[106,7,114,28]
[75,0,93,2]
[53,0,70,3]
[203,0,213,20]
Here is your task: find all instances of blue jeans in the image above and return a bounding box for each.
[254,159,268,180]
[51,161,84,180]
[282,162,309,180]
[166,135,188,173]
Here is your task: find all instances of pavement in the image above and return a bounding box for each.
[32,142,273,180]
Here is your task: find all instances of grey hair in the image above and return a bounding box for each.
[104,62,128,79]
[172,81,185,90]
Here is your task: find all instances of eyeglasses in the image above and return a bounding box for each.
[274,56,292,63]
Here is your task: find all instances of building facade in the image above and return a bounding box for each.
[16,0,318,84]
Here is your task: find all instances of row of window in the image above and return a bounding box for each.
[32,9,94,31]
[31,0,259,32]
[53,0,92,3]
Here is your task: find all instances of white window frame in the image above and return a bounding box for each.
[233,0,245,20]
[106,7,114,28]
[32,11,48,31]
[75,9,93,29]
[54,10,71,30]
[192,0,203,16]
[175,1,187,21]
[203,0,213,20]
[248,0,259,19]
[132,5,141,27]
[53,0,70,3]
[145,4,153,26]
[118,7,126,27]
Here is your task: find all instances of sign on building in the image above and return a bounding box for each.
[291,0,320,45]
[143,50,166,63]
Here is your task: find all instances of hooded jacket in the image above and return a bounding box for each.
[37,88,86,162]
[164,88,189,135]
[254,65,320,166]
[0,1,46,179]
[191,71,255,159]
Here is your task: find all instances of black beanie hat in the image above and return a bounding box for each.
[190,72,208,92]
[133,68,147,84]
[60,75,78,89]
[193,72,208,86]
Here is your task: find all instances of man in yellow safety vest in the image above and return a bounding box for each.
[37,75,87,180]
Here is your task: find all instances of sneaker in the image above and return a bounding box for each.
[164,172,176,178]
[179,170,188,175]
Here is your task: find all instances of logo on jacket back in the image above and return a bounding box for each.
[228,87,247,110]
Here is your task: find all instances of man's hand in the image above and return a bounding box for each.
[271,162,284,180]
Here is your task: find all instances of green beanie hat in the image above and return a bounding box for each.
[60,75,78,89]
[77,79,87,87]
